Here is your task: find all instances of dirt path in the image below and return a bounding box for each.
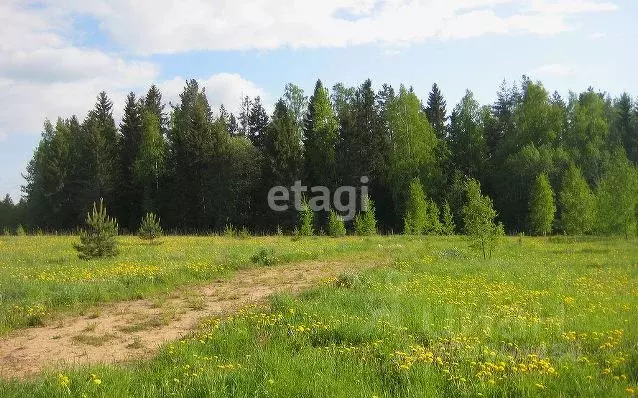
[0,259,375,380]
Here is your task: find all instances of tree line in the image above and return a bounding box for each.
[1,76,637,236]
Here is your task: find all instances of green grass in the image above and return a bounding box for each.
[0,235,637,397]
[0,235,385,334]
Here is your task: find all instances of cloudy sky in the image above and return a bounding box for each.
[1,0,636,200]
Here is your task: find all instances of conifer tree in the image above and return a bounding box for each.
[74,199,118,260]
[425,83,448,140]
[138,212,163,242]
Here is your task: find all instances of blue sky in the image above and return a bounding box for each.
[1,0,636,201]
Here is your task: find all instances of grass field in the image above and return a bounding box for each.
[0,235,637,397]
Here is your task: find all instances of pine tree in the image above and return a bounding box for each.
[328,210,346,237]
[462,179,504,259]
[559,164,595,234]
[138,212,163,242]
[74,199,118,260]
[425,83,448,140]
[528,173,556,235]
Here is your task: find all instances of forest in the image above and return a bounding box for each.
[1,77,637,235]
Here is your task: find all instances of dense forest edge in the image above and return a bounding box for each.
[1,77,637,236]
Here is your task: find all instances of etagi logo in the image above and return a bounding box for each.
[267,177,369,221]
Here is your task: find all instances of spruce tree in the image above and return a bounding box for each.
[559,165,595,234]
[528,173,556,235]
[118,92,143,230]
[248,97,269,148]
[74,199,118,260]
[425,83,448,140]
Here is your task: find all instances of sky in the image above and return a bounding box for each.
[1,0,636,201]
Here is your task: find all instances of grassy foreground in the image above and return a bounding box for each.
[0,235,384,334]
[0,235,637,396]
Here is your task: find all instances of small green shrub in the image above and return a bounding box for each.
[299,200,314,236]
[328,210,346,237]
[223,224,237,237]
[138,212,163,242]
[74,199,119,260]
[250,248,277,266]
[15,224,26,236]
[354,197,377,236]
[334,272,361,289]
[238,227,251,239]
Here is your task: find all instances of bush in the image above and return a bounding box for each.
[238,227,251,239]
[441,201,456,235]
[15,224,26,236]
[223,224,236,237]
[250,248,277,266]
[328,210,346,237]
[138,212,163,242]
[334,272,361,289]
[299,200,314,236]
[2,226,10,236]
[354,196,377,236]
[74,199,119,260]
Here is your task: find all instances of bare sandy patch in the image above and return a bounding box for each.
[0,259,377,380]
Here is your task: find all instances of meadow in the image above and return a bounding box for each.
[0,235,637,397]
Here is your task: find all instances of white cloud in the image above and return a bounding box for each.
[36,0,617,54]
[531,63,576,76]
[0,0,616,136]
[0,1,265,137]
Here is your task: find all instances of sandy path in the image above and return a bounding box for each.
[0,259,373,380]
